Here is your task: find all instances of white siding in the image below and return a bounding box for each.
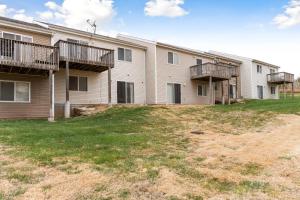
[51,31,146,105]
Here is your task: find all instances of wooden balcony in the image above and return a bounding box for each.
[55,40,114,73]
[267,72,294,84]
[190,63,238,81]
[0,38,59,76]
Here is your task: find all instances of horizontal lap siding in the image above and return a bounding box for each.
[0,73,49,119]
[0,26,51,45]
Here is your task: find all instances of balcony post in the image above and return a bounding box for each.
[108,65,112,107]
[235,77,238,99]
[65,61,71,118]
[221,81,225,105]
[292,82,294,98]
[209,76,213,105]
[228,80,231,105]
[48,70,55,122]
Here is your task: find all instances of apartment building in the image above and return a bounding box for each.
[210,51,295,100]
[0,17,58,119]
[39,22,147,118]
[118,35,242,105]
[0,16,295,120]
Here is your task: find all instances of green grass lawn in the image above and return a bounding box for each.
[0,107,185,169]
[213,96,300,114]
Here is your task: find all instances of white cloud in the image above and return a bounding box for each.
[38,0,115,31]
[145,0,188,17]
[0,4,8,16]
[273,0,300,28]
[0,4,33,22]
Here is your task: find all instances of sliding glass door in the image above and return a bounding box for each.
[117,81,134,104]
[167,83,181,104]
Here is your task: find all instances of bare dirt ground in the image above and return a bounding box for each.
[0,109,300,200]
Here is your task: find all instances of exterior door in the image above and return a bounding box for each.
[117,81,134,104]
[167,83,181,104]
[230,85,236,99]
[257,86,263,99]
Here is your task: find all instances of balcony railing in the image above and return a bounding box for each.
[267,72,294,84]
[55,40,114,68]
[190,63,238,80]
[0,38,59,71]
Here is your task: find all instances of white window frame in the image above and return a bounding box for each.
[168,52,179,65]
[257,65,262,74]
[197,84,207,97]
[271,86,276,95]
[117,47,132,62]
[0,80,31,103]
[270,68,276,74]
[69,75,88,92]
[0,31,33,42]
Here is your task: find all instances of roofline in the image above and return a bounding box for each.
[40,22,147,50]
[252,59,280,69]
[210,51,280,68]
[0,18,52,36]
[204,52,242,65]
[156,42,214,59]
[117,34,157,45]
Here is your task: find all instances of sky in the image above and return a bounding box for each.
[0,0,300,77]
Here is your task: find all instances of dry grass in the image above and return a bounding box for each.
[0,106,300,199]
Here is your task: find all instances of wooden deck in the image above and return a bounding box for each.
[190,63,238,81]
[0,38,59,75]
[55,40,114,73]
[267,72,294,84]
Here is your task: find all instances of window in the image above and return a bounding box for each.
[168,52,179,65]
[271,86,276,95]
[118,48,132,62]
[197,84,207,96]
[196,59,202,65]
[257,65,262,74]
[0,81,30,102]
[117,81,134,104]
[1,32,33,42]
[270,68,275,74]
[69,76,88,92]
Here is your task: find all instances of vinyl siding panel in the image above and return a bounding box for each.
[0,26,51,45]
[0,73,49,119]
[156,46,213,105]
[51,31,146,105]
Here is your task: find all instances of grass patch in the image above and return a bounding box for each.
[213,96,300,114]
[118,189,130,199]
[0,106,185,172]
[241,163,264,176]
[7,171,33,184]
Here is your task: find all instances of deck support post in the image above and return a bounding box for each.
[292,82,294,98]
[221,81,225,105]
[235,77,238,100]
[64,61,70,118]
[283,82,286,99]
[48,70,55,122]
[209,76,213,105]
[108,65,112,107]
[228,80,231,105]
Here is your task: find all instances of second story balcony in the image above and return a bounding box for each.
[190,63,239,81]
[0,38,59,75]
[267,72,294,84]
[55,40,114,73]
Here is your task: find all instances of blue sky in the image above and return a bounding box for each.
[0,0,299,77]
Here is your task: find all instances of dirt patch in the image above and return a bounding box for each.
[1,108,300,199]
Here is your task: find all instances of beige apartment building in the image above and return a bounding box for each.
[0,16,295,120]
[118,35,242,105]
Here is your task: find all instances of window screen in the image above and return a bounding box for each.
[168,52,173,64]
[0,81,14,101]
[118,48,125,61]
[79,77,88,91]
[16,82,30,102]
[69,76,78,91]
[125,49,132,62]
